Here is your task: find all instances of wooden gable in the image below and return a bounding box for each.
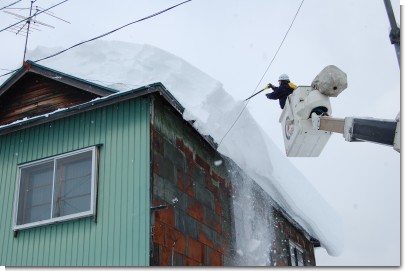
[0,62,116,126]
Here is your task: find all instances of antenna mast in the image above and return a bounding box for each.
[3,0,70,63]
[23,0,35,62]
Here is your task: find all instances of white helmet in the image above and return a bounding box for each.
[278,74,290,81]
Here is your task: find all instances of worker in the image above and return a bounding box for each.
[264,74,297,109]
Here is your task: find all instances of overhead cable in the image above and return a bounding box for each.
[34,0,192,63]
[217,0,305,147]
[0,0,22,11]
[0,0,193,79]
[0,0,69,32]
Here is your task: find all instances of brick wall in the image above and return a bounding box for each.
[150,98,234,266]
[150,96,317,266]
[271,209,317,266]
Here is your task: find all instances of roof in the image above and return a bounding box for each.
[0,61,118,97]
[0,64,217,148]
[0,82,174,132]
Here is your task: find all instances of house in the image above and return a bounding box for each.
[0,61,320,266]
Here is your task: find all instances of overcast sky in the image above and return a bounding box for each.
[0,0,401,266]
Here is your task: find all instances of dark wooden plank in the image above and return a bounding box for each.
[0,73,102,126]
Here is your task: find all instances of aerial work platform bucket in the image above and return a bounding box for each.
[279,65,348,157]
[279,86,332,157]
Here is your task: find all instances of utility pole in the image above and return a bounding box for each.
[383,0,400,67]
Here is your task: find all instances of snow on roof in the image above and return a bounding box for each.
[16,40,342,256]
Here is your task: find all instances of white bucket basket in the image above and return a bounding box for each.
[279,86,332,157]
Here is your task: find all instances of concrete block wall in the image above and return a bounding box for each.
[150,98,234,266]
[150,96,317,266]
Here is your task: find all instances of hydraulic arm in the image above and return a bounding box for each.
[311,114,400,152]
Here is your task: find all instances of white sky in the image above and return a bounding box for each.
[0,0,401,266]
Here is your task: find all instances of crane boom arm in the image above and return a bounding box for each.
[311,113,400,152]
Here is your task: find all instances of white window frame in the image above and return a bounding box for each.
[12,146,98,231]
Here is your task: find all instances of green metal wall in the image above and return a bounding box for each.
[0,98,151,266]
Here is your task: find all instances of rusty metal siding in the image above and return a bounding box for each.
[0,98,151,266]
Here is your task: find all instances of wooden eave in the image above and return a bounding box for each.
[0,83,179,134]
[0,61,118,97]
[0,61,119,126]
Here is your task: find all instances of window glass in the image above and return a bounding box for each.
[17,161,53,225]
[14,147,97,230]
[53,151,92,218]
[289,243,297,266]
[297,248,304,266]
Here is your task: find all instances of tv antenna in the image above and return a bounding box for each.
[3,0,70,62]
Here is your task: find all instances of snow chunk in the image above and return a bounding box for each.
[214,160,223,166]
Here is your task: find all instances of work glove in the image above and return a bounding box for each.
[264,83,273,89]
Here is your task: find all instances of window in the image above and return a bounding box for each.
[13,147,98,231]
[288,240,304,266]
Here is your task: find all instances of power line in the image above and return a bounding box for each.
[0,0,69,33]
[0,0,22,11]
[0,68,19,78]
[5,2,71,62]
[0,0,193,79]
[34,0,192,63]
[217,0,305,147]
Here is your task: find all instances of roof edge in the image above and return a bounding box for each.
[0,83,160,135]
[0,61,118,97]
[0,80,219,149]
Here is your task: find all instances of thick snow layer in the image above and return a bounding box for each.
[23,40,343,256]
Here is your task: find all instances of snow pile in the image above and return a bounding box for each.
[25,40,343,256]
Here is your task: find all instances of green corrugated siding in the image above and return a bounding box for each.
[0,98,151,266]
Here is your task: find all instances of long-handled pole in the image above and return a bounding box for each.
[244,88,266,101]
